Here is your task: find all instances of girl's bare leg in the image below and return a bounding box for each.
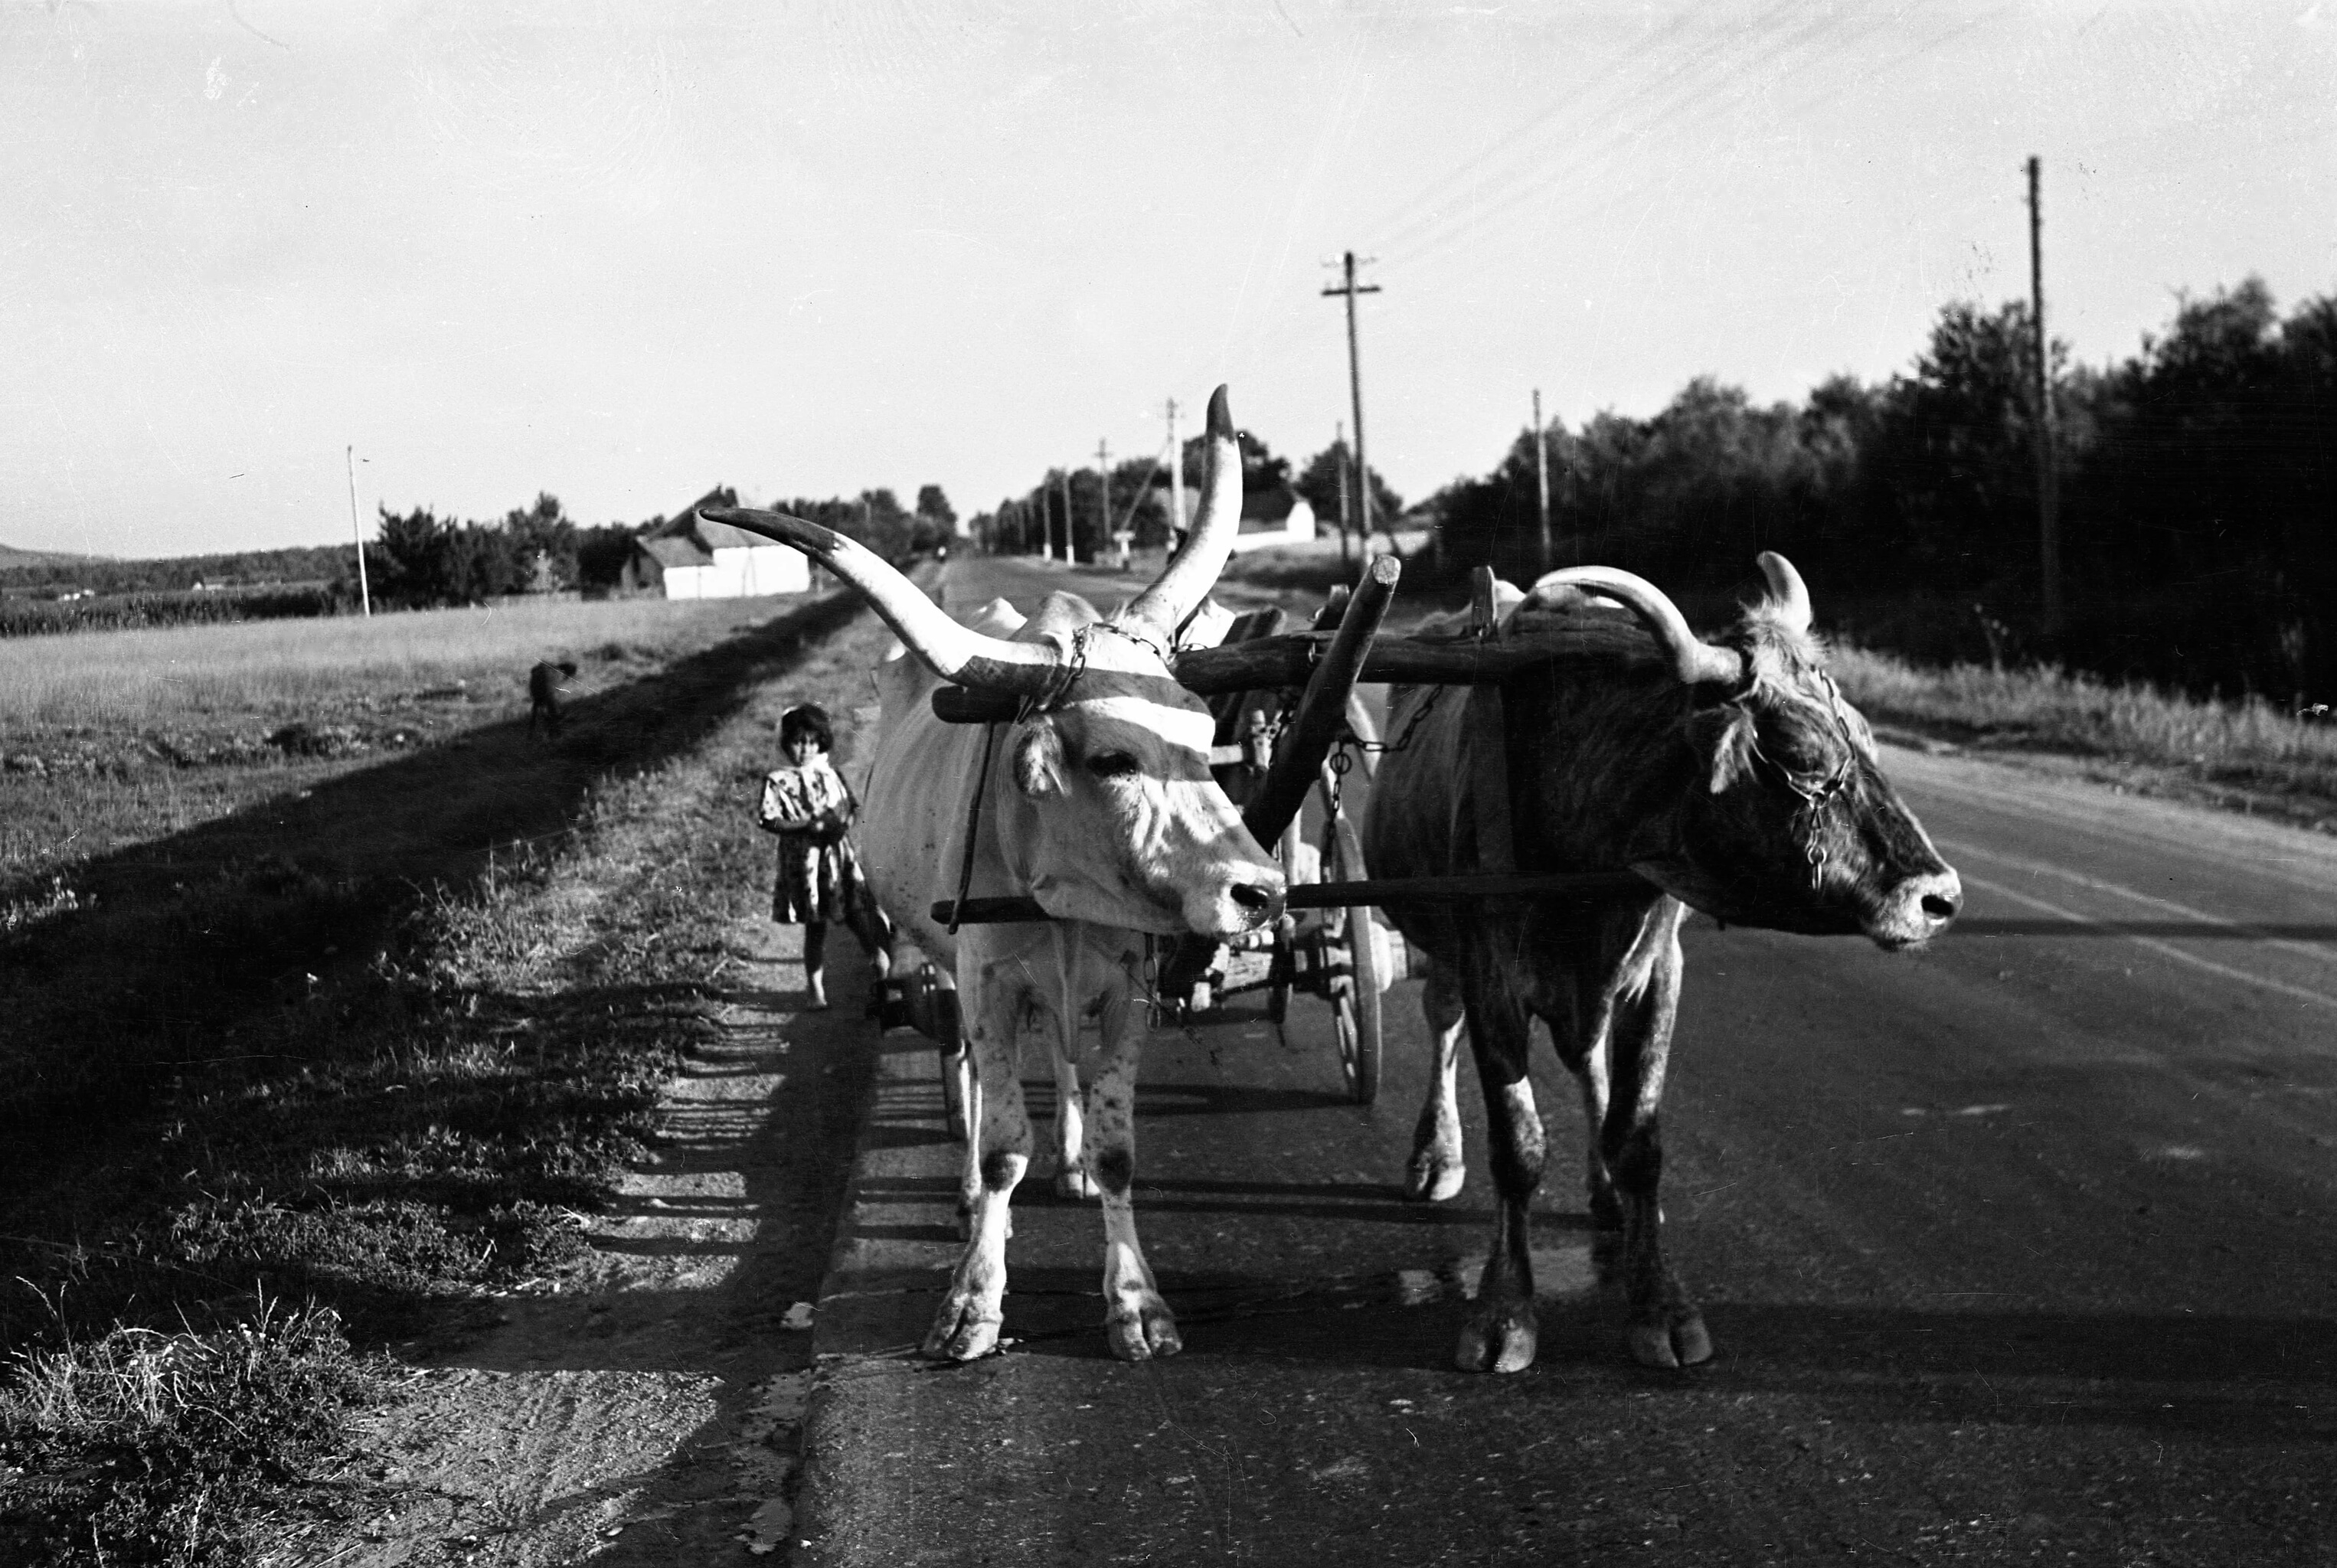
[802,920,829,1009]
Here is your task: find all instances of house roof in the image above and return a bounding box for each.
[688,515,779,552]
[640,486,757,555]
[636,535,710,570]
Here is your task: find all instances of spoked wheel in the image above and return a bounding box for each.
[1322,805,1384,1105]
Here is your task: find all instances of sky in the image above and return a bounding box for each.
[3,0,2332,560]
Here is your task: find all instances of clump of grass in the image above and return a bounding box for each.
[0,1298,391,1568]
[1832,642,2337,812]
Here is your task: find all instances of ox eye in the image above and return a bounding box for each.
[1084,751,1140,781]
[1766,729,1830,774]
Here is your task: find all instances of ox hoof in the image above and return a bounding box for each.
[1628,1311,1713,1370]
[1403,1151,1466,1204]
[1455,1305,1538,1374]
[922,1299,1005,1362]
[1106,1299,1182,1362]
[1056,1167,1103,1201]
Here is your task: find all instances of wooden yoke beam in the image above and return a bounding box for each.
[1238,553,1401,849]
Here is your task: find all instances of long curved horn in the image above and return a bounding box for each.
[1123,384,1240,636]
[1756,551,1812,634]
[1529,564,1745,688]
[698,508,1064,696]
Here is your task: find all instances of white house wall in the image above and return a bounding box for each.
[659,544,809,599]
[1227,498,1317,555]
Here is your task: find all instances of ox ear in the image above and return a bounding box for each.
[1012,719,1067,799]
[1700,705,1759,795]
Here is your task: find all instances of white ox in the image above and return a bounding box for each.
[700,387,1284,1362]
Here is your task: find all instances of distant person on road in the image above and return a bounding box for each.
[757,703,891,1009]
[528,659,577,738]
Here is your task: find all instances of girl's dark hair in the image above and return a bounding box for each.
[780,704,835,752]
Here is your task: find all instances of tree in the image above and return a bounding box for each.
[368,505,451,608]
[1181,428,1291,495]
[915,485,958,534]
[1872,300,2054,590]
[1293,440,1403,538]
[503,492,579,590]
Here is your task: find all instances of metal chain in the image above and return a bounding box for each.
[1324,746,1354,819]
[1352,683,1443,756]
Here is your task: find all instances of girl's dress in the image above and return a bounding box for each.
[757,756,872,923]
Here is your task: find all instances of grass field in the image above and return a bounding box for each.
[0,583,907,1564]
[1833,643,2337,829]
[0,596,808,891]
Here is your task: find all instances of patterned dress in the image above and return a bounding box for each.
[758,756,870,923]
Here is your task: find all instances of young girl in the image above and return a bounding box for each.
[757,704,891,1008]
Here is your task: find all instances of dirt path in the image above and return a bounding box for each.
[280,912,884,1566]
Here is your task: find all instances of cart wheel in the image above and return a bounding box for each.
[1325,806,1383,1106]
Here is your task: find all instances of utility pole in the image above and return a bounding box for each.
[1057,469,1074,564]
[1335,420,1352,572]
[1098,437,1129,570]
[1533,390,1551,570]
[2028,155,2063,638]
[345,445,371,616]
[1096,438,1111,527]
[1322,252,1381,549]
[1165,398,1185,548]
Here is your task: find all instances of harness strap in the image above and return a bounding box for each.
[948,720,1002,936]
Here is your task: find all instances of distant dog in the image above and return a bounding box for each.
[528,660,577,738]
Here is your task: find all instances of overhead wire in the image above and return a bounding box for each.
[1380,2,1914,279]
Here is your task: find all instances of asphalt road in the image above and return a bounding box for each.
[800,555,2337,1566]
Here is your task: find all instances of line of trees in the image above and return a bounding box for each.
[364,492,621,608]
[362,484,959,609]
[1428,277,2336,701]
[968,430,1401,562]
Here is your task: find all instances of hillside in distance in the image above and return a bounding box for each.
[1,541,351,594]
[0,541,95,570]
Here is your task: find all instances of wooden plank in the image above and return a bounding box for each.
[932,871,1648,927]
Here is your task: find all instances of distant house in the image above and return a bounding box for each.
[619,488,809,599]
[1178,487,1319,554]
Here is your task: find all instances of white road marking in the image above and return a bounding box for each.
[1938,837,2337,972]
[1953,869,2337,1011]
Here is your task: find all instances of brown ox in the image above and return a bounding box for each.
[699,387,1286,1362]
[1361,556,1961,1373]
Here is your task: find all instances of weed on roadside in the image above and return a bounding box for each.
[1833,643,2337,826]
[0,1298,392,1568]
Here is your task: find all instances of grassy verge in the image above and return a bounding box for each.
[0,585,904,1564]
[1832,642,2337,831]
